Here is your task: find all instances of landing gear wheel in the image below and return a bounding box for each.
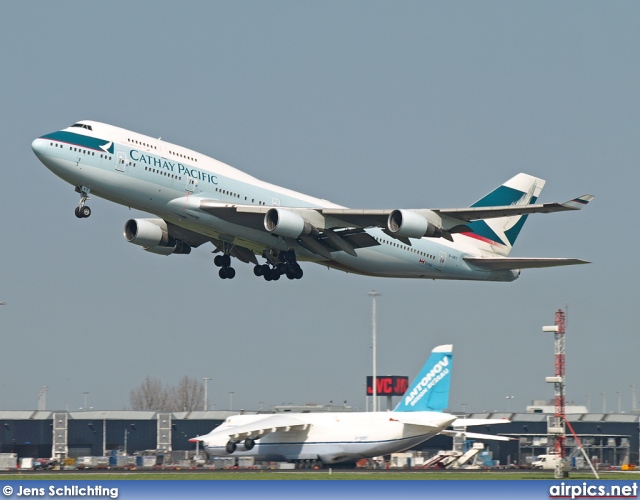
[75,206,90,218]
[74,186,92,218]
[222,254,231,267]
[253,265,263,277]
[225,441,237,454]
[214,255,224,267]
[226,267,236,279]
[219,268,228,279]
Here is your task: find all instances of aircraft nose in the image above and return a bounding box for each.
[31,137,46,157]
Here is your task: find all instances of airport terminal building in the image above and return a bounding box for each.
[1,407,638,468]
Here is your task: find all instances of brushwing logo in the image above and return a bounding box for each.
[404,355,450,408]
[99,141,114,154]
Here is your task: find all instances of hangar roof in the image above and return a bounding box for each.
[0,411,52,420]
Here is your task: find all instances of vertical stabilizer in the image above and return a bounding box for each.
[394,344,453,413]
[464,173,545,255]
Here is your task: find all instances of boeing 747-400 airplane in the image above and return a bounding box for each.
[32,121,593,282]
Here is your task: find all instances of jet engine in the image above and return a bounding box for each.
[224,438,256,454]
[387,209,445,239]
[264,208,318,238]
[123,218,191,255]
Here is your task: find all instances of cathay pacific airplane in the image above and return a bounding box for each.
[32,121,593,282]
[190,345,509,465]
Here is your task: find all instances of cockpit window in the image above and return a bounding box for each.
[71,123,93,131]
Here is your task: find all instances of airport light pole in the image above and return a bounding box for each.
[368,290,381,412]
[203,377,211,411]
[505,396,515,412]
[229,391,234,411]
[102,413,106,457]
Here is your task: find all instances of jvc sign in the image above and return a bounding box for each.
[366,376,409,396]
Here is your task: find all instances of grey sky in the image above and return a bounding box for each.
[1,2,637,414]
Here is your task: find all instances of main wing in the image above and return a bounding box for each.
[191,415,310,443]
[199,195,593,230]
[320,194,594,227]
[184,172,593,259]
[197,195,593,246]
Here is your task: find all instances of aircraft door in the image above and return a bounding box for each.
[435,251,447,271]
[116,152,126,172]
[185,174,199,193]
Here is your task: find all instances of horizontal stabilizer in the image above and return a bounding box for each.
[440,429,511,442]
[451,418,510,427]
[464,257,590,271]
[389,413,457,430]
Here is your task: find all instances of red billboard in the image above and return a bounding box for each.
[366,376,409,396]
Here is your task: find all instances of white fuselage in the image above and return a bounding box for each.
[32,121,518,281]
[200,411,456,464]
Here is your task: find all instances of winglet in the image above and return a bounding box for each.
[561,194,594,210]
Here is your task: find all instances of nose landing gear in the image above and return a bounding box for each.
[74,186,91,218]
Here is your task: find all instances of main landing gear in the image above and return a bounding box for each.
[253,250,303,281]
[74,186,91,218]
[213,248,303,281]
[214,253,236,279]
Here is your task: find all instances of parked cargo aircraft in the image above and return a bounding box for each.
[190,345,508,465]
[32,121,593,282]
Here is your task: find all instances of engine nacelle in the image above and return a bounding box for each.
[123,219,191,255]
[387,209,443,239]
[124,218,169,247]
[143,240,191,255]
[225,439,255,454]
[264,208,317,238]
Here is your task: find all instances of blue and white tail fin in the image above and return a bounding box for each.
[393,344,453,413]
[464,173,545,256]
